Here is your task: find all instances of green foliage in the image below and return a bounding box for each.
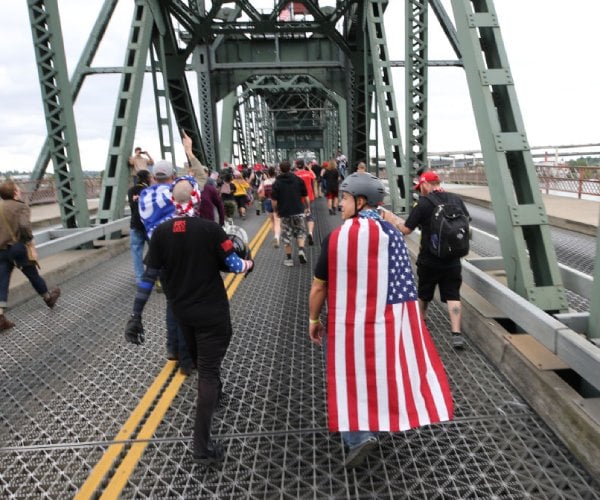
[567,156,600,167]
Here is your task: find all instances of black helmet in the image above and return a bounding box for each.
[228,233,251,260]
[340,173,385,206]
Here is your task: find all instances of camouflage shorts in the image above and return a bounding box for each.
[280,215,307,244]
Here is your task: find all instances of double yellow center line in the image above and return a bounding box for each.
[76,219,272,499]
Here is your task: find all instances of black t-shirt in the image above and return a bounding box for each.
[127,183,147,232]
[314,233,331,281]
[322,168,340,192]
[404,190,470,267]
[146,216,233,325]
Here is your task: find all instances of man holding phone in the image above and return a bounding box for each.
[129,147,154,179]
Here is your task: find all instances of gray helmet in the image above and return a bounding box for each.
[340,173,385,206]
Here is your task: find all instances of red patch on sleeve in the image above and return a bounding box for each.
[173,220,186,233]
[221,239,234,252]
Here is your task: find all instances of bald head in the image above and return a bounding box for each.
[172,180,193,203]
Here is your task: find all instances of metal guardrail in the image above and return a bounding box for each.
[34,217,130,260]
[12,166,600,206]
[405,228,600,393]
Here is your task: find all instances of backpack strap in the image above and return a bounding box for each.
[425,191,443,207]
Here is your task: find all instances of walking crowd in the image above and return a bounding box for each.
[1,139,469,471]
[121,141,468,468]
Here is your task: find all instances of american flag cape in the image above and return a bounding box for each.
[326,217,453,432]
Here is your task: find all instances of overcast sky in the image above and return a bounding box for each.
[1,1,599,173]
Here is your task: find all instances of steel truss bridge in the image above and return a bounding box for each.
[19,0,600,492]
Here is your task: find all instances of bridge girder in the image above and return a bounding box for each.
[28,0,573,315]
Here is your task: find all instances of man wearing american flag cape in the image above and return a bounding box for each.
[308,173,454,468]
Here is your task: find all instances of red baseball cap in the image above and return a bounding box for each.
[414,171,440,190]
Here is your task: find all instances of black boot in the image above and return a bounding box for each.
[44,287,61,309]
[0,314,15,331]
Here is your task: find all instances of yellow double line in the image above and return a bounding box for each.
[76,219,272,499]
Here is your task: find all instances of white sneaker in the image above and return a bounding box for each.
[272,236,280,248]
[284,259,294,267]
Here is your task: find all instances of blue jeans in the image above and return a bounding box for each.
[322,335,376,448]
[129,228,147,284]
[166,300,193,370]
[0,244,48,308]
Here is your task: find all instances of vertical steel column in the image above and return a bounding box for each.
[244,96,257,166]
[220,91,236,168]
[450,0,567,312]
[27,0,90,229]
[31,0,119,183]
[152,0,206,165]
[96,1,154,223]
[254,96,266,165]
[259,99,275,166]
[365,0,408,213]
[405,0,428,177]
[193,46,219,170]
[233,102,247,167]
[149,34,176,167]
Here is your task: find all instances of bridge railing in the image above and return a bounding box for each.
[11,165,600,203]
[13,177,103,205]
[438,165,600,199]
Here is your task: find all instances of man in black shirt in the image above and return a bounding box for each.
[127,170,151,285]
[125,179,254,464]
[384,171,470,349]
[271,160,309,266]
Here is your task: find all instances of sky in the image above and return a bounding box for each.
[1,1,599,173]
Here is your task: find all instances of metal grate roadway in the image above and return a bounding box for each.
[0,199,598,498]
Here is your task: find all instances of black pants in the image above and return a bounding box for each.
[180,316,232,454]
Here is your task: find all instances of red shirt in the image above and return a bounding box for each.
[295,169,316,201]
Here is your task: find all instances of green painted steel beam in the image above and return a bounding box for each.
[366,0,407,213]
[406,0,428,176]
[31,0,119,186]
[27,0,90,229]
[193,46,220,170]
[151,0,206,164]
[220,92,236,168]
[228,74,344,165]
[450,0,568,312]
[97,0,154,224]
[149,35,177,167]
[346,4,368,172]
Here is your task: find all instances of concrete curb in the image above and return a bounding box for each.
[461,293,600,477]
[457,194,598,237]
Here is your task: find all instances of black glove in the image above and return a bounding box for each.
[125,314,145,345]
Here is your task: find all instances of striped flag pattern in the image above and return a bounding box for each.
[326,217,453,432]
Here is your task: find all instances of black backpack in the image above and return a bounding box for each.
[426,192,470,259]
